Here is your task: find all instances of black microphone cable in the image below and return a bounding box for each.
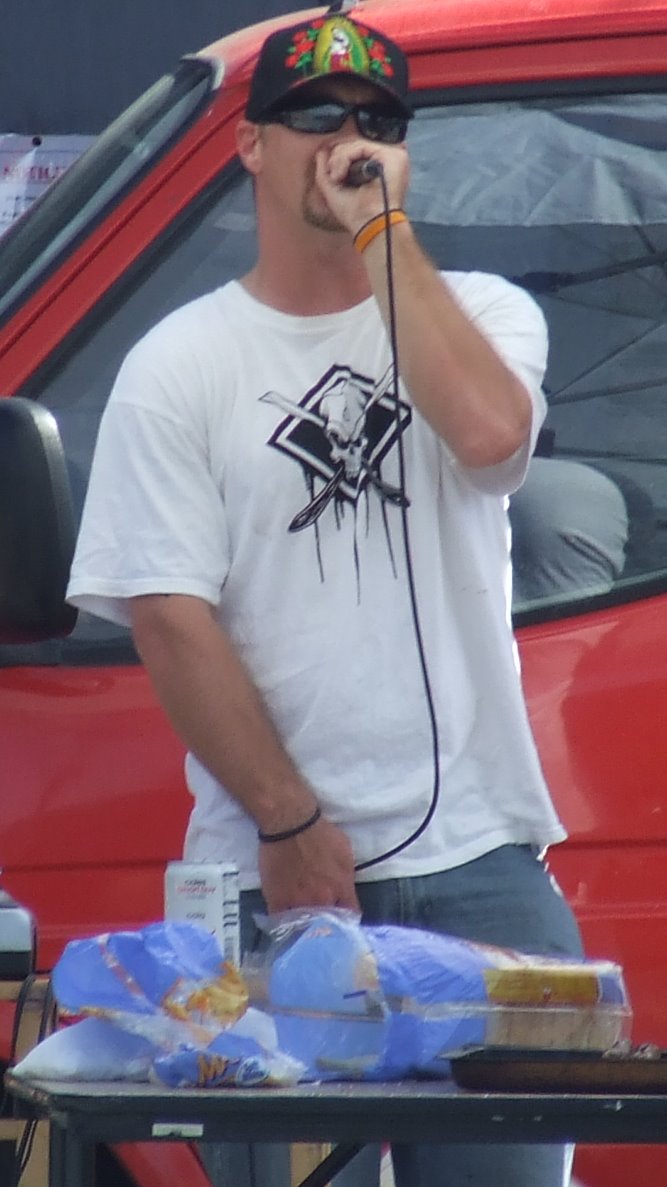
[353,163,441,872]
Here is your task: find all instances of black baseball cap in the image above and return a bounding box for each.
[246,14,412,121]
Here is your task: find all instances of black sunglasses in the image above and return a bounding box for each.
[261,100,409,144]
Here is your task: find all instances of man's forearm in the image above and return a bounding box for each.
[363,222,533,466]
[129,593,318,834]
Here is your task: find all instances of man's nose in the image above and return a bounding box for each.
[336,113,359,139]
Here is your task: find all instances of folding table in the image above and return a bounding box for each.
[6,1071,667,1187]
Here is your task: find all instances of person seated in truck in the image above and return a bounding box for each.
[510,456,629,606]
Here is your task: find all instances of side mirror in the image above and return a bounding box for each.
[0,397,78,642]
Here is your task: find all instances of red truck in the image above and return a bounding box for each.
[2,1,667,1184]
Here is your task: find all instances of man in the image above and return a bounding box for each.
[68,12,583,1186]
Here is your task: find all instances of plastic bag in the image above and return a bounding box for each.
[12,1017,156,1082]
[244,909,631,1081]
[53,920,247,1047]
[155,1009,304,1088]
[247,908,391,1080]
[49,920,305,1087]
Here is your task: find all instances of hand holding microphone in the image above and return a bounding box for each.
[316,136,408,210]
[344,158,383,187]
[341,156,409,254]
[314,142,408,244]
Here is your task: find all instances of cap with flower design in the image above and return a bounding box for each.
[246,14,412,121]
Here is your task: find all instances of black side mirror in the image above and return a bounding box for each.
[0,397,78,642]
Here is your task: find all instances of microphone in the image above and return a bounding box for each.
[344,158,383,187]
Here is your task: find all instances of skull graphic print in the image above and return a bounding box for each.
[260,363,411,535]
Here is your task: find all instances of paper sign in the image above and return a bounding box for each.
[0,134,93,234]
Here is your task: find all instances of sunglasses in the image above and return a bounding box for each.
[261,100,409,145]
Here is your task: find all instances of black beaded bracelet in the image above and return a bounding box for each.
[257,806,322,844]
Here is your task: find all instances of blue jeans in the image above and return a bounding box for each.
[200,844,583,1187]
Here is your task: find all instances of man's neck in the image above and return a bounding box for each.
[240,226,372,316]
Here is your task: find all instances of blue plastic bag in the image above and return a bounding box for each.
[248,909,631,1081]
[51,920,305,1087]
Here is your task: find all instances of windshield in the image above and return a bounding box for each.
[0,56,216,322]
[408,92,667,613]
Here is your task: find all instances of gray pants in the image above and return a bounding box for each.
[199,844,583,1187]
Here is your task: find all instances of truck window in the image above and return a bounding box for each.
[408,90,664,621]
[0,56,216,322]
[407,90,667,622]
[0,165,256,666]
[4,83,667,664]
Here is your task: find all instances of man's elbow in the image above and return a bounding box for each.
[458,419,531,469]
[458,385,533,469]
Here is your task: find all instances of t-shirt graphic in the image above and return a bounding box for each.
[260,361,412,534]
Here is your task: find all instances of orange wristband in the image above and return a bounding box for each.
[353,209,408,254]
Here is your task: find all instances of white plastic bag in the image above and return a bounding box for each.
[12,1017,156,1081]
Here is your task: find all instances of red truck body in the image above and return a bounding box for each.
[2,2,667,1183]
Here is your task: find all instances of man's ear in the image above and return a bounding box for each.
[236,119,263,175]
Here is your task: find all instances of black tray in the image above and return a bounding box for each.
[449,1046,667,1094]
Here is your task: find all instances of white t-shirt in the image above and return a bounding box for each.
[67,273,566,888]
